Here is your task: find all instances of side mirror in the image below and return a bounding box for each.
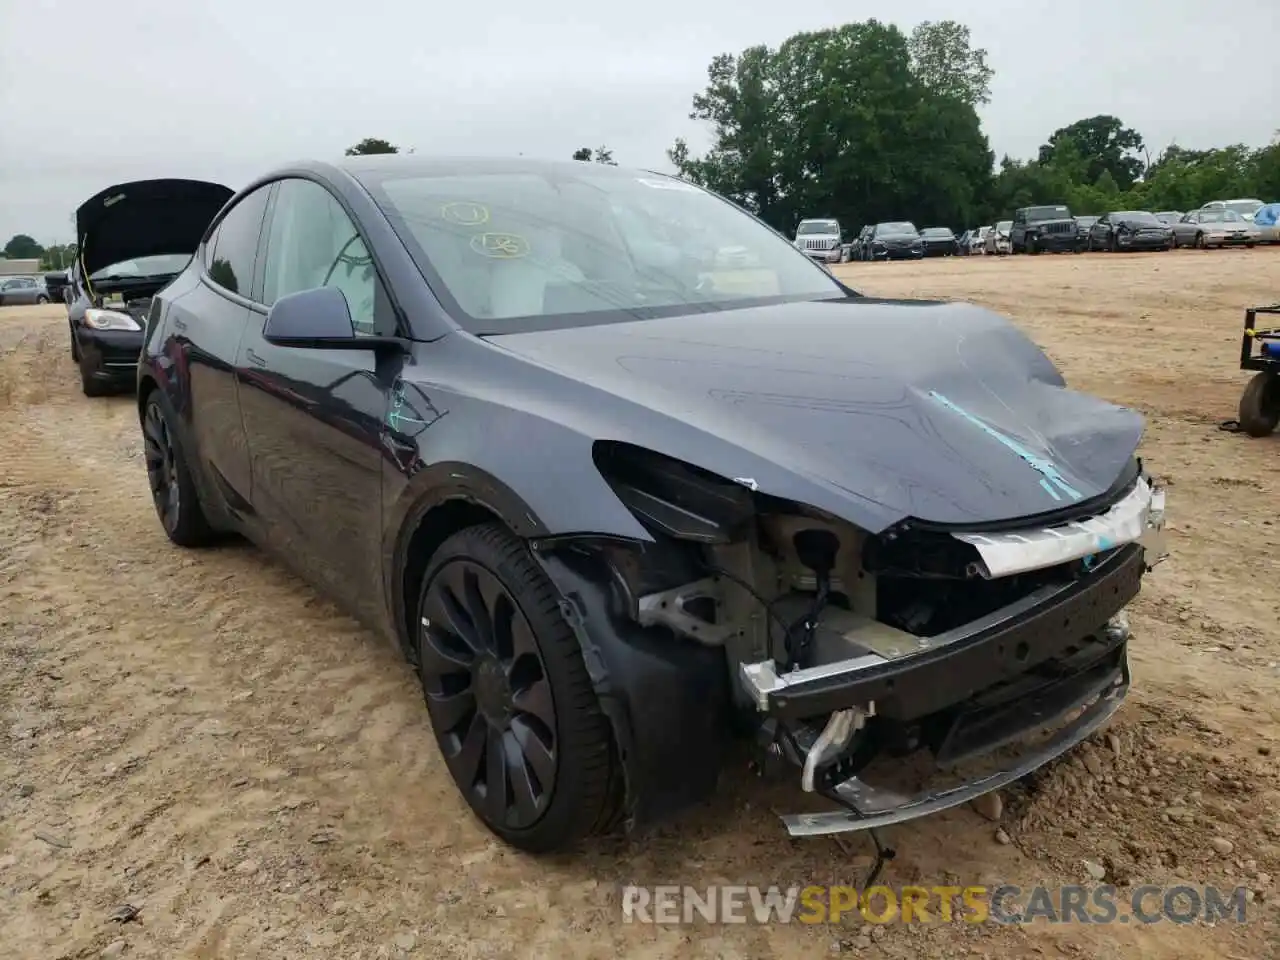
[263,286,355,345]
[261,286,406,351]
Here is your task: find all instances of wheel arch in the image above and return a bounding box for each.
[137,372,159,421]
[387,464,732,834]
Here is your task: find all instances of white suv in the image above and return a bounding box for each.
[793,219,847,263]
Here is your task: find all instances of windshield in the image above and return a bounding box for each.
[996,221,1012,232]
[1226,200,1262,216]
[922,228,953,238]
[367,168,844,331]
[876,222,918,235]
[796,220,838,235]
[1025,205,1071,222]
[89,253,192,279]
[1076,216,1098,226]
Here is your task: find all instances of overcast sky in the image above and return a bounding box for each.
[1,0,1276,244]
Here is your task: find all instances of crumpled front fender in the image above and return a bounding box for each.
[530,543,731,830]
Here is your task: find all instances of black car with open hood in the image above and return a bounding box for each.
[69,178,232,396]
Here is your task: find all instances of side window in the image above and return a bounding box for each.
[261,178,391,336]
[204,186,271,297]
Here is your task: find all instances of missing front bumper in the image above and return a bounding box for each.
[780,644,1130,836]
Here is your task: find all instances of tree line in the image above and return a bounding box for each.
[654,19,1280,232]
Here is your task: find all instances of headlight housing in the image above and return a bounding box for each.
[83,308,141,332]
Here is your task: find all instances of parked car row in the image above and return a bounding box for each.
[787,195,1275,271]
[952,198,1274,257]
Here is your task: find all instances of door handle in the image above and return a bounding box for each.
[245,348,267,368]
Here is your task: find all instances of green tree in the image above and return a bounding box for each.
[571,146,618,164]
[39,243,76,270]
[907,20,994,106]
[671,21,993,233]
[1252,133,1280,200]
[3,234,44,260]
[344,138,399,156]
[1038,116,1146,190]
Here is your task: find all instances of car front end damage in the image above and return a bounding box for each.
[529,442,1168,842]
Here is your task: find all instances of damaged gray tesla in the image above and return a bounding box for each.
[137,156,1167,855]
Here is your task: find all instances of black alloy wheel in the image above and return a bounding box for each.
[143,399,183,536]
[141,392,213,546]
[419,558,560,832]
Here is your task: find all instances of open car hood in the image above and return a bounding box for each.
[75,179,233,278]
[488,297,1145,532]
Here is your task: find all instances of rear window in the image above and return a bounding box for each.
[876,222,918,235]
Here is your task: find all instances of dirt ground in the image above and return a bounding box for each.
[2,250,1279,960]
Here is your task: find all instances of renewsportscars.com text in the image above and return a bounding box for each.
[620,884,1250,925]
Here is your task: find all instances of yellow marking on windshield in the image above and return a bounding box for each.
[469,233,530,259]
[441,201,490,226]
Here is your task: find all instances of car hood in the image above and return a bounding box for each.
[486,298,1144,532]
[75,178,234,277]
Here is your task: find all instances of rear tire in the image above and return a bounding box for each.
[416,523,622,852]
[37,295,50,305]
[141,390,216,546]
[1238,373,1280,438]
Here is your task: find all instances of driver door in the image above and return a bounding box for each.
[235,176,399,625]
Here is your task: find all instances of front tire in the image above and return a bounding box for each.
[37,295,50,305]
[141,390,216,546]
[78,353,112,397]
[416,524,621,852]
[1238,373,1280,438]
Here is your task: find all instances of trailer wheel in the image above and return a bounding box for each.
[1238,372,1280,438]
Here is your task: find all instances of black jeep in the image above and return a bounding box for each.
[1011,204,1079,254]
